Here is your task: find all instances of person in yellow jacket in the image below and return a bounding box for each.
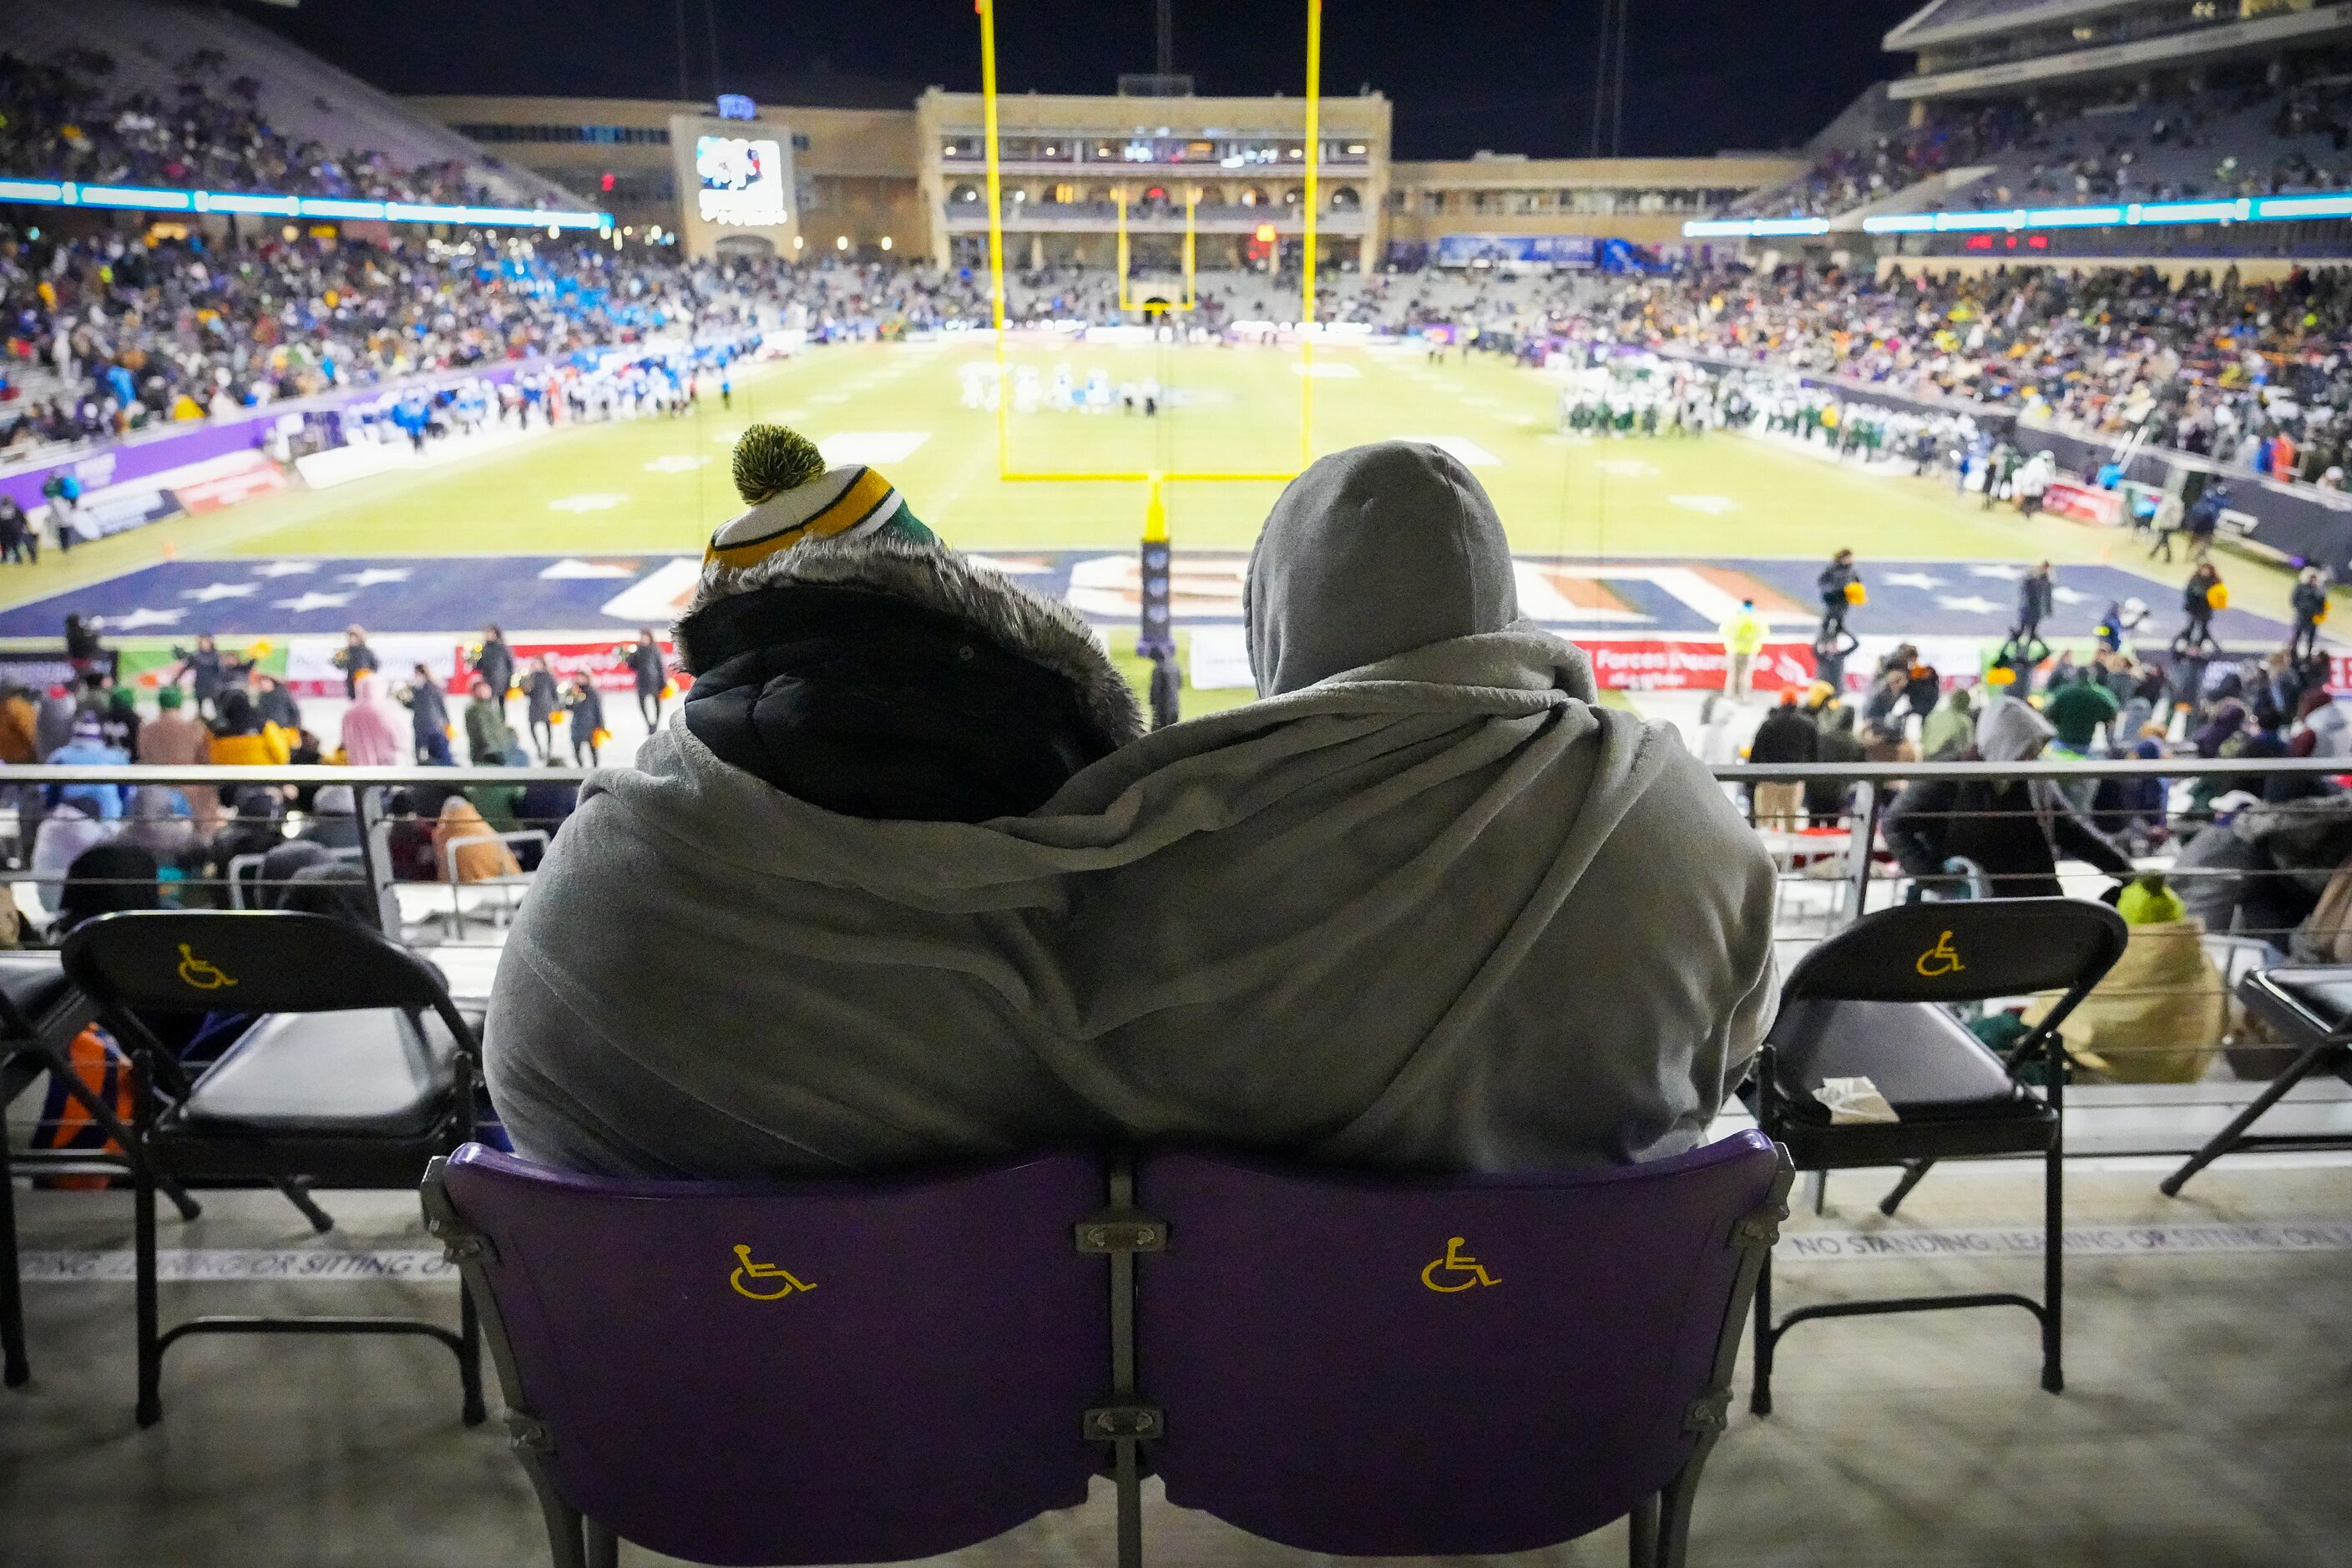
[1717,598,1770,699]
[204,688,293,767]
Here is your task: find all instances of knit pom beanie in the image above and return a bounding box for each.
[703,424,934,571]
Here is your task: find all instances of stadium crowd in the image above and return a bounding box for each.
[0,45,505,206]
[1581,260,2352,483]
[1740,65,2352,220]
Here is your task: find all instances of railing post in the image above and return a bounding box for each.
[355,786,401,939]
[1845,781,1881,926]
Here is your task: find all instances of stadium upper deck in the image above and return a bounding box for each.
[1698,2,2352,260]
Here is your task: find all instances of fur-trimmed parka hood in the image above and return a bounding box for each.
[670,534,1145,822]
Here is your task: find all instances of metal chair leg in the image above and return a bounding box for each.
[584,1518,618,1568]
[1626,1493,1660,1568]
[1,1146,27,1388]
[2041,1137,2064,1395]
[1748,1246,1773,1417]
[134,1148,161,1426]
[270,1175,335,1234]
[2159,1039,2334,1197]
[1879,1159,1935,1216]
[1806,1169,1828,1216]
[458,1280,486,1426]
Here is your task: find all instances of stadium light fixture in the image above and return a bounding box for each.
[0,177,612,231]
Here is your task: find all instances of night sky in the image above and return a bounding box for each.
[249,0,1926,159]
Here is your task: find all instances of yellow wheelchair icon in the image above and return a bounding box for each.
[1914,930,1965,979]
[175,944,237,991]
[1420,1237,1501,1293]
[728,1244,816,1302]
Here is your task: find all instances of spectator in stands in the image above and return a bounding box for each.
[463,675,518,766]
[506,436,1778,1180]
[139,686,215,832]
[402,665,454,765]
[2047,665,2120,751]
[0,682,36,766]
[301,785,363,853]
[1920,684,1975,761]
[487,425,1146,1176]
[206,688,291,768]
[1746,689,1817,830]
[1808,702,1868,826]
[627,630,669,730]
[30,803,112,917]
[250,672,301,732]
[1885,695,2133,898]
[48,844,159,940]
[435,795,519,885]
[47,712,128,822]
[337,671,406,767]
[207,787,287,898]
[33,685,74,760]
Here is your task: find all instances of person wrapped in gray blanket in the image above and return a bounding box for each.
[486,437,1778,1177]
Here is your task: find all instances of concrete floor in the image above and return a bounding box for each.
[4,1153,2349,1568]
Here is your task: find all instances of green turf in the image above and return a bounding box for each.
[0,338,2315,632]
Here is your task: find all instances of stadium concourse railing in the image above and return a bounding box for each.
[4,756,2351,1090]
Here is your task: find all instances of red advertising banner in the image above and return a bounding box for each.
[172,458,289,513]
[1582,639,1818,692]
[2041,478,2123,527]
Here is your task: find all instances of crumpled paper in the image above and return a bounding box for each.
[1815,1075,1899,1125]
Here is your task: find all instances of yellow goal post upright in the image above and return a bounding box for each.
[978,0,1323,653]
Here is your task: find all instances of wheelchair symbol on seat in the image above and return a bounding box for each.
[1420,1237,1501,1293]
[175,944,237,991]
[1914,930,1965,979]
[729,1244,816,1302]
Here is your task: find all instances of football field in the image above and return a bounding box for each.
[0,339,2309,709]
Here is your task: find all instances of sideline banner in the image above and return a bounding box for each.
[1583,639,1817,693]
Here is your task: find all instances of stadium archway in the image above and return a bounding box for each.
[713,233,776,260]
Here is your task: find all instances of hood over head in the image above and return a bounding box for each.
[671,531,1143,822]
[1245,442,1518,695]
[1977,694,2056,762]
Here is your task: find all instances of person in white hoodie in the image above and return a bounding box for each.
[487,438,1779,1178]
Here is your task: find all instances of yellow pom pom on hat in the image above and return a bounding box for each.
[706,422,935,569]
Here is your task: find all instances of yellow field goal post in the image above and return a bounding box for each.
[978,0,1325,517]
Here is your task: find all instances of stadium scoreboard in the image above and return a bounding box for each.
[668,112,801,259]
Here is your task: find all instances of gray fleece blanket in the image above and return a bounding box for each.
[488,628,1777,1177]
[488,443,1779,1177]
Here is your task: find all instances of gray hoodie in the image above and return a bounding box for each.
[487,442,1779,1178]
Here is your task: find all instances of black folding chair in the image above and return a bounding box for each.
[1746,897,2127,1414]
[2160,965,2352,1196]
[59,910,485,1427]
[0,951,206,1389]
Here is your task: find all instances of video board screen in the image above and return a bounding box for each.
[695,135,788,226]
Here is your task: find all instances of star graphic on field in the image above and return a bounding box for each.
[1882,571,1947,591]
[1935,594,2002,616]
[181,582,260,603]
[2051,585,2092,604]
[336,568,412,589]
[272,591,356,614]
[1966,564,2025,581]
[249,560,319,578]
[95,608,185,631]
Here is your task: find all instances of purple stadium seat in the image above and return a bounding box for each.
[1134,1131,1791,1567]
[422,1146,1106,1568]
